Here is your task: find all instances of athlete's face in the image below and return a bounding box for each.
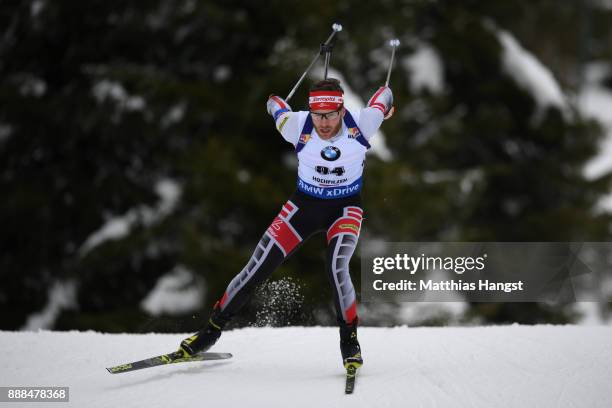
[311,107,345,140]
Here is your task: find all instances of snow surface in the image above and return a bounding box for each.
[2,326,611,407]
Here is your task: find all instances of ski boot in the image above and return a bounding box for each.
[339,318,363,370]
[179,307,228,357]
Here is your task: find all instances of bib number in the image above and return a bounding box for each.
[316,166,345,177]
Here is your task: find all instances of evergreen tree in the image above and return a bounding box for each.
[1,0,611,331]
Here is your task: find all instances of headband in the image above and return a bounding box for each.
[309,90,344,111]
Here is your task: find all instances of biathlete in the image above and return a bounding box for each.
[179,78,394,370]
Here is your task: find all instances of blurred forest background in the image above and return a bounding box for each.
[2,0,612,332]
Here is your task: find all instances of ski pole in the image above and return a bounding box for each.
[324,50,331,80]
[384,38,400,87]
[322,35,337,80]
[285,23,343,102]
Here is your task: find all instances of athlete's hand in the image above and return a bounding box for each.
[367,86,393,117]
[384,105,395,120]
[266,94,292,121]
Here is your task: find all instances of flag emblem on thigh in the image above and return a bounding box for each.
[327,206,363,243]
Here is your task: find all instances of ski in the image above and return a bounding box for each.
[106,351,232,374]
[345,365,358,394]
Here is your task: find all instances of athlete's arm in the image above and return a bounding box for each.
[358,87,394,140]
[367,86,393,117]
[266,95,305,145]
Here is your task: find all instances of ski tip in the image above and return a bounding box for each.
[106,366,125,374]
[344,380,356,395]
[344,365,358,394]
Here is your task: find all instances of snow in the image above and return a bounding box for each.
[596,0,612,9]
[0,123,12,143]
[80,217,131,255]
[154,179,181,216]
[497,30,569,122]
[141,266,205,316]
[575,302,609,325]
[402,43,445,95]
[30,0,45,17]
[580,62,612,183]
[398,302,468,326]
[21,281,77,331]
[312,67,393,161]
[213,65,231,83]
[577,61,612,211]
[236,169,251,183]
[19,76,47,97]
[252,278,304,327]
[160,103,186,128]
[1,326,611,407]
[79,179,181,256]
[92,80,146,112]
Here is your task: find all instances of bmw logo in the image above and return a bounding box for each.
[321,146,341,161]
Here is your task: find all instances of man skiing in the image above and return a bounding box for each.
[179,78,393,371]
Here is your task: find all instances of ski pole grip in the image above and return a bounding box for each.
[320,42,335,55]
[385,38,400,87]
[285,22,343,102]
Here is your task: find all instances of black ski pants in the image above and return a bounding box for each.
[213,191,363,325]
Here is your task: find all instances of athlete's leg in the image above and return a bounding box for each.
[180,198,317,355]
[214,199,303,318]
[324,204,364,367]
[325,205,363,324]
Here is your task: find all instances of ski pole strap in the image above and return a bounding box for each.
[321,38,336,79]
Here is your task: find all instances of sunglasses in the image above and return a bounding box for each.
[310,107,343,121]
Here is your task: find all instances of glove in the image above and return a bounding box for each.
[266,94,292,121]
[384,105,395,120]
[367,86,393,116]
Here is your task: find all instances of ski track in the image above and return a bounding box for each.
[0,326,611,408]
